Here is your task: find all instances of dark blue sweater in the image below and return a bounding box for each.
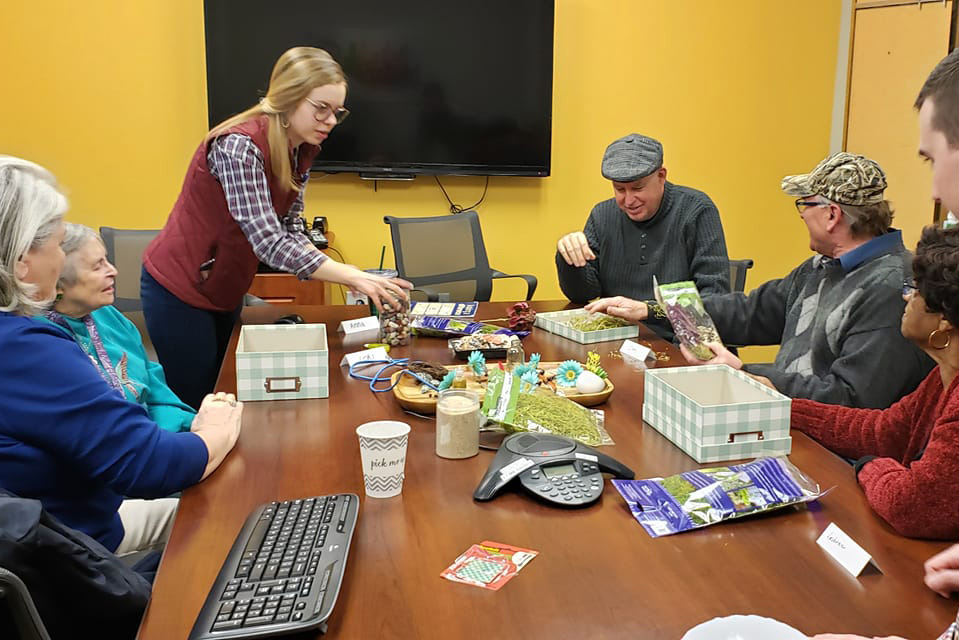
[555,181,730,340]
[0,312,208,551]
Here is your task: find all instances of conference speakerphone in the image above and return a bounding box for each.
[473,433,634,507]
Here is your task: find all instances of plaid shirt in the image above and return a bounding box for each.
[208,134,327,279]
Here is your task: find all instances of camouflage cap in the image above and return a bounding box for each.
[781,152,887,205]
[601,133,664,182]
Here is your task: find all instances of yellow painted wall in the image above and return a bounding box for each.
[1,1,842,352]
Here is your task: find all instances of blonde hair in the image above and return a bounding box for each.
[0,156,68,316]
[208,47,346,192]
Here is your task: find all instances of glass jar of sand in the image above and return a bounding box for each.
[435,389,480,459]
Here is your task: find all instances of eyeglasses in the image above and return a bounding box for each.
[902,279,918,297]
[795,199,830,215]
[304,98,350,124]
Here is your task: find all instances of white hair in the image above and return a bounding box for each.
[0,156,68,316]
[58,223,101,288]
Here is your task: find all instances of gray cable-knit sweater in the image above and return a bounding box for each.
[555,181,730,340]
[703,230,933,408]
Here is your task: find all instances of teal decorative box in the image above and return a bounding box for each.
[643,364,791,463]
[236,324,329,401]
[534,309,638,344]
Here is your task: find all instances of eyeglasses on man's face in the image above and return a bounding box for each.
[794,199,830,215]
[902,279,918,297]
[305,98,350,124]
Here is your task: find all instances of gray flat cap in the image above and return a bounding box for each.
[601,133,664,182]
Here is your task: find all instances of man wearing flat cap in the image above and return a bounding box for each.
[556,133,731,341]
[682,152,931,409]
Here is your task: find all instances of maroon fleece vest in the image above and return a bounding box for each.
[143,116,319,311]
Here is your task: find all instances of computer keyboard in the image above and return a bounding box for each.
[188,494,358,639]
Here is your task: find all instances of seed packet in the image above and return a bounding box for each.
[440,540,538,590]
[611,457,829,538]
[480,369,611,446]
[654,278,722,360]
[411,316,528,338]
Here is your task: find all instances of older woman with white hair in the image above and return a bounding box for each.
[38,223,195,432]
[0,156,243,557]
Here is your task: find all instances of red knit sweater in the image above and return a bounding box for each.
[791,366,959,540]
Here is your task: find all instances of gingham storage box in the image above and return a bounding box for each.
[534,309,639,344]
[236,324,329,401]
[643,364,791,463]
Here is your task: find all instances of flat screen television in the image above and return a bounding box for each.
[203,0,554,178]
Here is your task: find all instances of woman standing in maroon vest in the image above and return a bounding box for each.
[141,47,410,409]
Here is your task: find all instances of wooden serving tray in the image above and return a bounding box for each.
[390,362,614,414]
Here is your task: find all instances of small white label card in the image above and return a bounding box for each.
[338,316,378,335]
[498,457,535,482]
[340,346,389,368]
[816,522,881,577]
[620,339,652,362]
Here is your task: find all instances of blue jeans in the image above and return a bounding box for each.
[140,267,241,410]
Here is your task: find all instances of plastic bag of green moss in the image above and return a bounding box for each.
[655,278,724,360]
[612,457,829,537]
[480,369,612,446]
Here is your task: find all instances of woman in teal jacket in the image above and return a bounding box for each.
[38,223,195,432]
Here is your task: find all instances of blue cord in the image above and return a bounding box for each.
[348,358,441,393]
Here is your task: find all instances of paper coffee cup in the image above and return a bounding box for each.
[356,420,411,498]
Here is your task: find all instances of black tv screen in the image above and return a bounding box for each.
[203,0,554,177]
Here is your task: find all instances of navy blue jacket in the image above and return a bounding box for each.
[0,313,207,550]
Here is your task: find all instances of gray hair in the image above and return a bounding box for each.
[838,200,894,238]
[58,223,102,289]
[0,156,68,316]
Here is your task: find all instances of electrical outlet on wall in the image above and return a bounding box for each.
[346,291,369,306]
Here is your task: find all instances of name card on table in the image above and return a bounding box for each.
[620,339,652,362]
[816,522,881,577]
[338,316,378,335]
[340,346,389,368]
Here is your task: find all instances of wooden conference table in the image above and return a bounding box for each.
[138,302,956,639]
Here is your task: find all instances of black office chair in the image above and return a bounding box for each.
[98,227,160,359]
[0,492,152,640]
[383,211,537,301]
[0,568,50,640]
[729,259,754,293]
[99,227,269,358]
[99,227,158,313]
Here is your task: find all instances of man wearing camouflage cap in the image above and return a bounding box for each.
[555,133,730,341]
[689,151,932,408]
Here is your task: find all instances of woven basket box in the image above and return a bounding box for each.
[643,364,791,463]
[534,309,639,344]
[236,324,329,401]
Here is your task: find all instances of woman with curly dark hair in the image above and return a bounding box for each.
[790,224,959,539]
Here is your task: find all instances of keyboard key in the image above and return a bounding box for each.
[211,619,243,632]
